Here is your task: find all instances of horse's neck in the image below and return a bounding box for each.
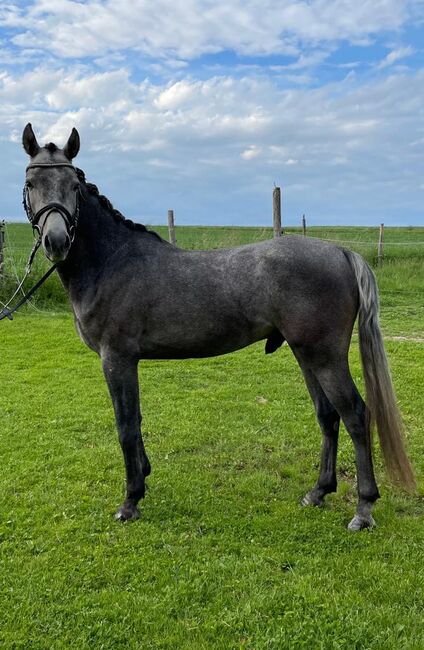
[58,198,129,291]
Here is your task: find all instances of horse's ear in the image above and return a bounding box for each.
[22,123,40,157]
[63,127,80,160]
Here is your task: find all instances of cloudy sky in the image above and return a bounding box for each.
[0,0,423,226]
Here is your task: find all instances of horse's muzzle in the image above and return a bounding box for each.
[42,220,71,262]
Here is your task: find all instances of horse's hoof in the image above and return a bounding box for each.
[114,504,140,522]
[301,492,324,507]
[347,514,376,531]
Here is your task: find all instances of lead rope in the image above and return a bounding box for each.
[0,235,56,321]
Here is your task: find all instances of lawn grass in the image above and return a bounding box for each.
[0,327,423,647]
[0,225,423,648]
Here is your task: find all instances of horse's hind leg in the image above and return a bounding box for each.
[300,369,340,507]
[102,353,150,522]
[313,359,380,530]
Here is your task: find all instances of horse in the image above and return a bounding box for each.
[19,123,415,530]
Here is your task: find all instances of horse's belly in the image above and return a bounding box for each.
[137,319,270,359]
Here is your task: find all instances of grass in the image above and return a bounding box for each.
[0,225,423,649]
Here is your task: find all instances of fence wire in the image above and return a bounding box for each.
[1,224,423,305]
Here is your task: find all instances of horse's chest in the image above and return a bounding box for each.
[74,313,100,354]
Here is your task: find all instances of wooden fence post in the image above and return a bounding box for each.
[167,210,176,246]
[377,223,384,266]
[0,220,4,279]
[302,214,306,237]
[273,186,282,237]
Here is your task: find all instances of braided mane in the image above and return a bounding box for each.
[75,167,163,240]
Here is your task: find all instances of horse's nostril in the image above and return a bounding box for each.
[44,234,50,250]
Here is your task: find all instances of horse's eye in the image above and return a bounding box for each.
[73,183,79,191]
[26,181,33,189]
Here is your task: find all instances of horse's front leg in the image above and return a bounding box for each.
[102,352,150,521]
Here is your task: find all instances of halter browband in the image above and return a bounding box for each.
[26,162,76,171]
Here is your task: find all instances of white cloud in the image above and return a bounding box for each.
[155,81,197,110]
[45,69,133,110]
[0,63,423,225]
[377,45,415,69]
[339,119,380,133]
[1,0,417,60]
[241,146,262,160]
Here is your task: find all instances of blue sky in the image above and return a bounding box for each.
[0,0,423,226]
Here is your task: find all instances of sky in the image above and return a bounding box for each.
[0,0,423,226]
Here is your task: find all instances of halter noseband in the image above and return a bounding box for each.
[23,162,80,242]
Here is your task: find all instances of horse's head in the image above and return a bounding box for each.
[22,123,81,263]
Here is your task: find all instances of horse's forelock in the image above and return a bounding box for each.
[45,142,58,153]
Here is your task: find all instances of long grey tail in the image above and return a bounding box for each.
[345,250,416,491]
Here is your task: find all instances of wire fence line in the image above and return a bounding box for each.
[2,226,424,259]
[1,222,423,308]
[2,223,424,252]
[4,242,424,248]
[313,240,424,246]
[3,239,424,252]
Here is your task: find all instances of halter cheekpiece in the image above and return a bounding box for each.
[23,161,80,241]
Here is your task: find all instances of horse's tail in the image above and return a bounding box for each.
[345,250,416,491]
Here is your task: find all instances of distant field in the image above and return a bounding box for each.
[1,223,423,336]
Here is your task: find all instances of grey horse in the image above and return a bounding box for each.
[20,124,415,530]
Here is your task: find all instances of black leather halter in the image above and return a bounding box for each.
[23,161,80,241]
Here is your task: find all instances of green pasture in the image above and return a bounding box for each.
[0,225,423,649]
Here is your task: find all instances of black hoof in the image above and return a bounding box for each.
[114,503,140,522]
